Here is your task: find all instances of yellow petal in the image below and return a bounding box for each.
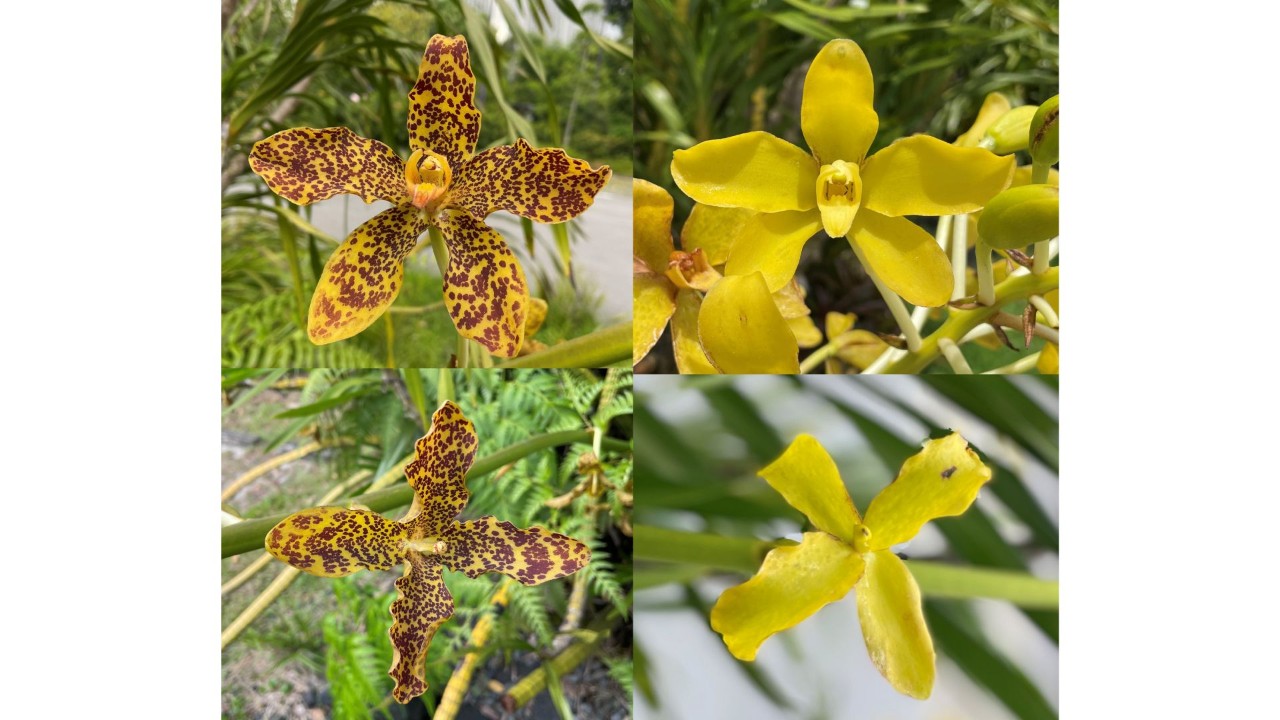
[862,433,993,550]
[848,211,952,308]
[699,273,800,373]
[955,92,1012,148]
[402,401,479,533]
[633,273,676,364]
[826,311,855,339]
[1038,342,1059,374]
[724,210,823,292]
[710,532,865,661]
[771,279,811,320]
[524,296,548,338]
[442,516,590,585]
[856,550,934,699]
[633,179,675,273]
[671,132,818,212]
[264,506,408,577]
[671,289,718,373]
[250,127,410,206]
[408,35,482,168]
[759,434,861,542]
[802,39,878,164]
[451,139,611,224]
[308,206,428,344]
[437,209,530,358]
[836,329,889,371]
[788,315,823,349]
[389,550,453,703]
[861,135,1015,217]
[683,204,754,265]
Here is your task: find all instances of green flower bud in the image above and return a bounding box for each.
[1030,95,1059,166]
[982,106,1037,154]
[977,184,1059,250]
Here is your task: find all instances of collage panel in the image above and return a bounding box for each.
[222,1,633,369]
[633,375,1059,718]
[633,0,1059,375]
[221,369,634,717]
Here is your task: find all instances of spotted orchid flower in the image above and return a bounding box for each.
[264,401,591,703]
[711,433,992,699]
[249,35,611,357]
[671,39,1014,308]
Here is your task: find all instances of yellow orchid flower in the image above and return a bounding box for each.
[711,432,993,699]
[671,39,1014,308]
[633,179,813,373]
[265,401,590,703]
[249,35,611,357]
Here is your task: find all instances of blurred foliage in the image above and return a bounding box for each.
[222,368,634,718]
[633,375,1058,719]
[222,0,632,367]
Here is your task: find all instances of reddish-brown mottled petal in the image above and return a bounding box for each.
[402,401,479,534]
[436,209,529,358]
[452,139,611,224]
[441,516,591,586]
[264,507,408,577]
[407,35,481,169]
[308,205,429,344]
[249,127,410,206]
[388,550,454,703]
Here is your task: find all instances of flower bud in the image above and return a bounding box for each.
[982,106,1037,154]
[977,184,1059,250]
[1030,95,1059,166]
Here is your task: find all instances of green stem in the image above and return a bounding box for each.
[976,239,995,306]
[222,431,632,557]
[950,214,968,302]
[427,226,470,368]
[799,341,840,373]
[938,338,973,374]
[1031,161,1052,274]
[882,268,1059,374]
[848,240,922,352]
[497,321,632,368]
[1028,294,1059,327]
[984,352,1042,375]
[633,526,1058,608]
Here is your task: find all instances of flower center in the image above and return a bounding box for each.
[664,248,722,291]
[404,537,449,555]
[815,159,862,238]
[851,524,873,554]
[405,149,453,212]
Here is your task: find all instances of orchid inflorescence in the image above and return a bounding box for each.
[264,401,591,703]
[250,34,611,358]
[635,38,1059,374]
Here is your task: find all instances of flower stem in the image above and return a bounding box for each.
[632,525,1058,608]
[1031,160,1052,274]
[848,240,922,352]
[1028,294,1059,327]
[881,268,1059,374]
[984,352,1043,374]
[427,226,471,367]
[976,239,996,306]
[951,214,969,302]
[799,341,840,373]
[938,338,973,374]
